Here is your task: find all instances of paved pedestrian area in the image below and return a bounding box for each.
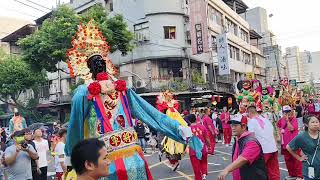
[46,143,290,179]
[145,143,289,180]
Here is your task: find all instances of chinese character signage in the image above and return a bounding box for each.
[246,72,254,80]
[217,33,230,75]
[195,24,203,54]
[189,0,209,54]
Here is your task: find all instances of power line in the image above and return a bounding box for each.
[0,7,39,18]
[12,0,48,13]
[25,0,51,10]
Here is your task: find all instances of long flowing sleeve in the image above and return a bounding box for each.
[65,85,92,157]
[126,89,185,144]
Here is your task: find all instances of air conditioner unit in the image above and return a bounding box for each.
[49,94,58,102]
[135,80,147,88]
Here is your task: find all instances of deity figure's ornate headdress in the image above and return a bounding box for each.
[66,20,118,81]
[156,90,180,112]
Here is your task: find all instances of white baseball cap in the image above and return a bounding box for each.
[282,105,292,112]
[228,114,248,125]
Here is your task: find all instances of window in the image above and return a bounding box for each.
[242,51,251,64]
[208,5,223,26]
[225,18,237,36]
[240,28,249,43]
[164,26,176,39]
[134,22,150,42]
[228,44,240,61]
[159,60,182,78]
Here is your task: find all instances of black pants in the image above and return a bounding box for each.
[32,166,47,180]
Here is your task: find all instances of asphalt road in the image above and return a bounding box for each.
[46,143,290,180]
[145,143,289,180]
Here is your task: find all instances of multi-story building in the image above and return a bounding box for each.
[0,17,31,53]
[1,0,268,113]
[241,7,282,84]
[284,47,320,83]
[69,0,267,108]
[285,46,305,82]
[311,51,320,80]
[300,50,312,81]
[82,0,264,87]
[197,0,266,90]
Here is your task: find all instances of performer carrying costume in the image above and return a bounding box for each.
[156,91,187,170]
[64,21,203,180]
[9,108,27,134]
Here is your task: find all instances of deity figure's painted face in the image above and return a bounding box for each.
[87,55,107,79]
[242,80,252,90]
[116,115,126,128]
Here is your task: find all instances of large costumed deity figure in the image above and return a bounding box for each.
[235,80,256,114]
[64,21,203,180]
[156,90,187,169]
[9,108,27,134]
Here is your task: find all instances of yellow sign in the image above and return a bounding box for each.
[246,72,254,80]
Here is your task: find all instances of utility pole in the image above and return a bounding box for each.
[183,47,192,89]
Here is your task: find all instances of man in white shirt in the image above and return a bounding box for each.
[54,128,67,180]
[33,129,49,180]
[247,106,280,180]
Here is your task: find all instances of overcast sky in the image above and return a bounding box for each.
[243,0,320,52]
[0,0,319,52]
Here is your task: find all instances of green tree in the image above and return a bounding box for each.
[0,49,45,117]
[191,71,205,86]
[302,84,315,96]
[18,4,134,72]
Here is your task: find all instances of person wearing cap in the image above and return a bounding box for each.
[246,105,280,180]
[9,108,27,135]
[277,105,302,179]
[217,114,268,180]
[4,129,38,180]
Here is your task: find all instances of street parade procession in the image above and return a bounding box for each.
[0,0,320,180]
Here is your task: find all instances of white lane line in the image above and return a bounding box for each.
[208,162,221,166]
[163,162,193,180]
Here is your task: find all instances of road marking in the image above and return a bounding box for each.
[149,160,168,169]
[163,162,192,180]
[158,169,225,180]
[208,162,221,166]
[215,150,289,172]
[280,167,288,172]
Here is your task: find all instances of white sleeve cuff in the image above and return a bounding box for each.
[65,156,71,166]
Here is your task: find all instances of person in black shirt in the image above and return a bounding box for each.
[134,120,146,153]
